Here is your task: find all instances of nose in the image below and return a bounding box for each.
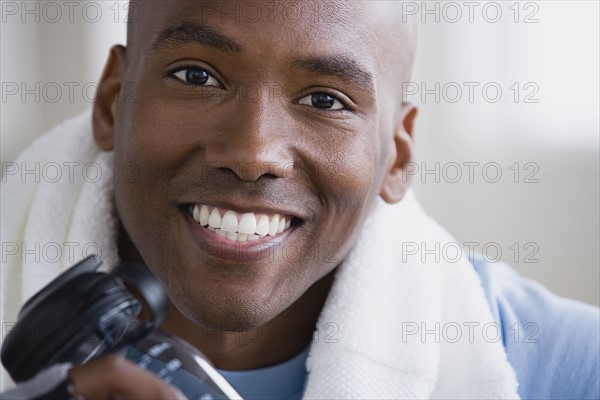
[204,94,293,182]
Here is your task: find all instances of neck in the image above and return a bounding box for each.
[117,221,337,370]
[163,269,335,370]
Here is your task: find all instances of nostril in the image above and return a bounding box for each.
[215,164,281,182]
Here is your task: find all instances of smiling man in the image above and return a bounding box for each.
[98,0,416,372]
[1,1,599,399]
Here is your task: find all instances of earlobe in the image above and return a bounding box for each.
[380,104,418,204]
[93,45,127,152]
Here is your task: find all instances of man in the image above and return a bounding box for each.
[1,1,598,399]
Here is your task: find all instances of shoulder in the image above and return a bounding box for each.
[472,258,600,400]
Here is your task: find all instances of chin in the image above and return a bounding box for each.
[169,283,284,332]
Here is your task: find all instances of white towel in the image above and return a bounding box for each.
[1,111,520,398]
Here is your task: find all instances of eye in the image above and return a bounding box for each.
[171,67,220,87]
[298,92,346,111]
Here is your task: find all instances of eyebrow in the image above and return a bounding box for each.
[290,56,375,95]
[151,21,242,53]
[150,21,375,94]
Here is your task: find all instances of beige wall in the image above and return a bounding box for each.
[1,1,598,305]
[410,1,599,306]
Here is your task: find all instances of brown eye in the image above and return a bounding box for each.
[172,67,219,87]
[299,92,345,110]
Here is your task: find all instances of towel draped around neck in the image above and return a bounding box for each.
[1,111,520,398]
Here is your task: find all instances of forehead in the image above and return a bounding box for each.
[131,0,394,42]
[128,0,412,87]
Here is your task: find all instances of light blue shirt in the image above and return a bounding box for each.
[218,259,600,400]
[219,344,309,399]
[474,259,600,399]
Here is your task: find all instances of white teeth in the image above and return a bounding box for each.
[268,215,280,236]
[238,213,257,235]
[192,204,294,241]
[208,208,221,228]
[200,205,210,226]
[221,210,238,233]
[256,215,270,236]
[216,229,228,238]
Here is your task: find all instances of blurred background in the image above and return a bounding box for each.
[1,1,598,305]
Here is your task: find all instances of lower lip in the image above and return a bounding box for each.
[181,210,295,263]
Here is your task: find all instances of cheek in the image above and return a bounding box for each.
[304,126,382,258]
[112,101,217,206]
[312,128,381,205]
[112,105,192,258]
[115,104,197,167]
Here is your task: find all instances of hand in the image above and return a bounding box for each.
[69,354,186,399]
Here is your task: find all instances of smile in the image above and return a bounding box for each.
[188,204,294,243]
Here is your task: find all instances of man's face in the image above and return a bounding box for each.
[106,0,413,331]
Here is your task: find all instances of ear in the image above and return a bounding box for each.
[380,103,418,204]
[92,45,127,151]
